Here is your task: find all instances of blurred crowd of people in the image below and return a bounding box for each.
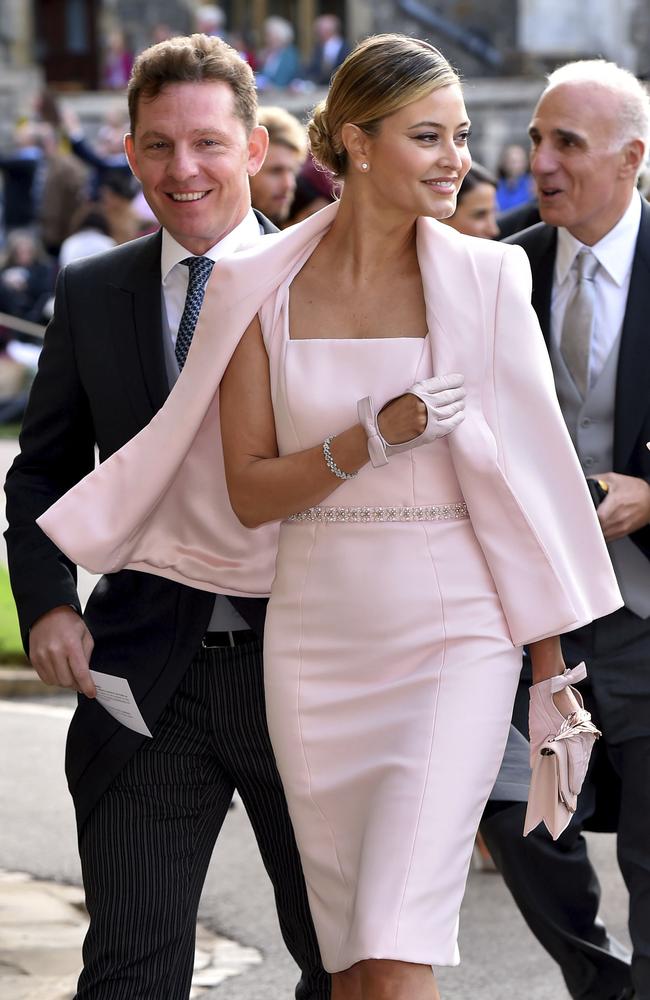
[0,6,353,422]
[195,7,350,94]
[101,8,350,96]
[0,76,345,424]
[254,13,349,92]
[0,92,160,420]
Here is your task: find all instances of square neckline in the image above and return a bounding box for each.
[286,285,430,344]
[282,242,430,343]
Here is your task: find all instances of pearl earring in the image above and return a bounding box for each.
[361,162,369,171]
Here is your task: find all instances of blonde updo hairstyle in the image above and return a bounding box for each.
[308,34,460,178]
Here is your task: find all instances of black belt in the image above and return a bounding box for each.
[201,629,256,648]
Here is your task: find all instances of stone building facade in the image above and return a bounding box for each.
[353,0,647,75]
[356,0,520,77]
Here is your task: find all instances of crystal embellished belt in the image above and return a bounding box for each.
[286,502,469,524]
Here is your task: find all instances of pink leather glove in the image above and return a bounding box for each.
[357,373,465,467]
[524,662,601,840]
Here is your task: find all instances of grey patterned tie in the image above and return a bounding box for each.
[175,256,215,370]
[560,249,599,398]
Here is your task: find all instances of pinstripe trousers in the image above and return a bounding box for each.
[75,639,330,999]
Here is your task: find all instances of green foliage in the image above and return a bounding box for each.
[0,564,27,663]
[0,424,21,440]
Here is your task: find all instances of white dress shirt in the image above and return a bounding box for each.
[551,189,642,388]
[160,208,261,349]
[322,35,343,69]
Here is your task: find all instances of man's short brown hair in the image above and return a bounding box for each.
[257,106,308,158]
[127,34,257,135]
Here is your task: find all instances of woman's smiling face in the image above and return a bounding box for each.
[358,84,472,221]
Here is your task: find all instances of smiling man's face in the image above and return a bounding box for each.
[125,80,267,254]
[528,81,633,245]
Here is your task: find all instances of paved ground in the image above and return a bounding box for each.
[1,694,632,1000]
[0,870,262,1000]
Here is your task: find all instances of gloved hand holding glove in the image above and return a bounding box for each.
[524,662,601,841]
[358,373,466,467]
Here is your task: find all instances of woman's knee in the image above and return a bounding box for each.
[358,959,438,999]
[332,963,362,1000]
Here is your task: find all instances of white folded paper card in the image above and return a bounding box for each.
[89,670,153,737]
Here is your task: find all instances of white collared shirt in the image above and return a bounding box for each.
[322,35,342,69]
[551,189,641,387]
[160,209,261,347]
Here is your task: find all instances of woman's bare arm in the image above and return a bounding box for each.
[220,315,451,527]
[528,636,565,684]
[220,316,370,528]
[529,635,580,715]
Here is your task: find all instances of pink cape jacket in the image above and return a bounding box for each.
[37,202,622,646]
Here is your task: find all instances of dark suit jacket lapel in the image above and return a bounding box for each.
[524,225,557,345]
[254,208,278,236]
[614,198,650,469]
[107,231,169,425]
[106,219,275,426]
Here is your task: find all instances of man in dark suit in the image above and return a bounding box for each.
[303,14,349,86]
[0,123,43,231]
[496,197,540,239]
[489,60,650,1000]
[4,34,328,1000]
[250,106,307,226]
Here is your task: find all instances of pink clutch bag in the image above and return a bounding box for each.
[524,662,600,841]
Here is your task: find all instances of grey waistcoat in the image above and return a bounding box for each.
[550,334,650,618]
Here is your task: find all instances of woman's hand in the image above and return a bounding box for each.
[221,316,372,527]
[377,373,465,447]
[377,392,428,445]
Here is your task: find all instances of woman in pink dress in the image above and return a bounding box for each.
[217,34,621,1000]
[37,34,621,1000]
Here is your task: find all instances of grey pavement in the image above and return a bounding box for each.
[0,869,262,1000]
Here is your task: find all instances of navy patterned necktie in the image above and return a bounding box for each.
[175,256,215,370]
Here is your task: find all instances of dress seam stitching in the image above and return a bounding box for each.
[393,521,448,948]
[294,524,350,967]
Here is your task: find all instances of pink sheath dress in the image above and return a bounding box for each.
[260,273,522,973]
